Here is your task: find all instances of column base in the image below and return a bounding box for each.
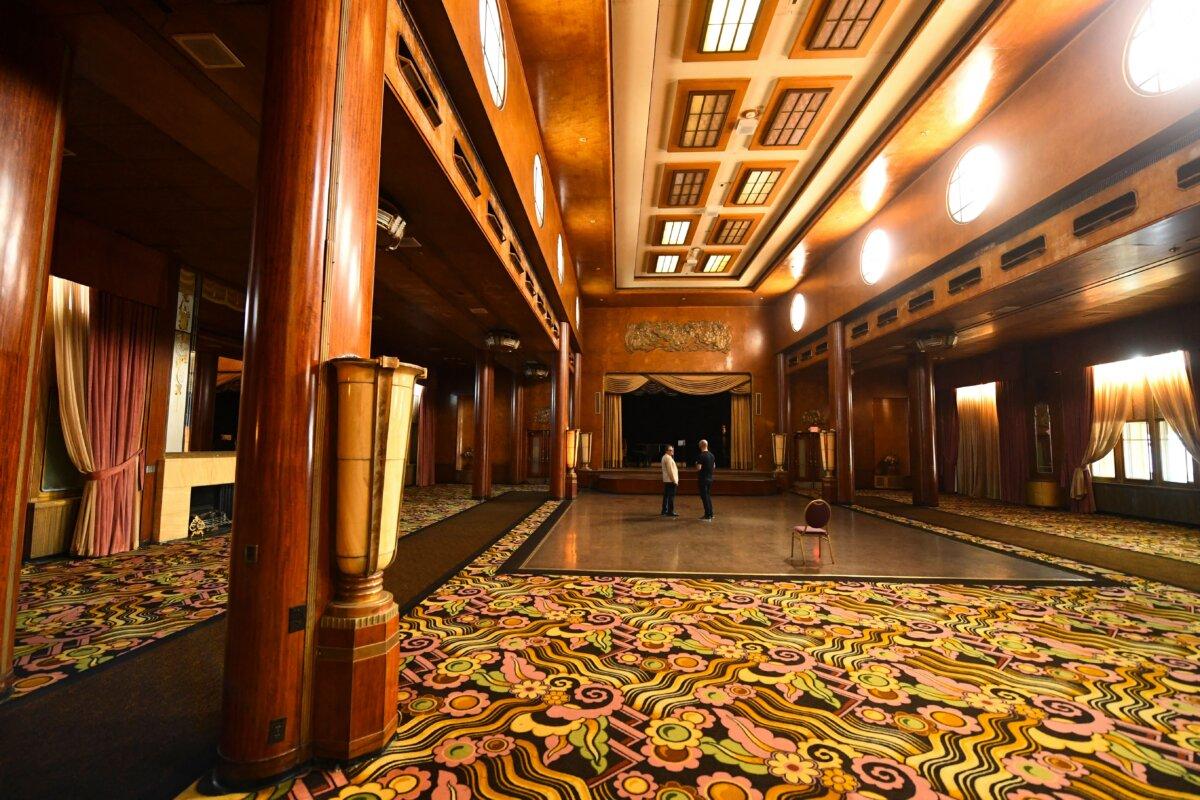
[213,749,307,793]
[312,583,401,761]
[566,472,579,499]
[0,670,13,703]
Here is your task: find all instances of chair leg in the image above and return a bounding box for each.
[825,535,834,565]
[790,531,796,561]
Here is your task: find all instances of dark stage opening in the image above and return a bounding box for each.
[622,391,732,468]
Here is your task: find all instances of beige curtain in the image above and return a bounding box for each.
[956,383,1001,499]
[603,374,650,394]
[648,374,749,395]
[1144,351,1200,462]
[603,392,624,467]
[730,392,752,470]
[1071,362,1135,499]
[51,277,100,547]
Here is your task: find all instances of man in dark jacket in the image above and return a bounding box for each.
[696,439,716,521]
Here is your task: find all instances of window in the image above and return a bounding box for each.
[789,292,806,332]
[556,234,564,283]
[532,154,545,226]
[733,168,781,204]
[948,145,1001,224]
[860,228,890,285]
[1122,420,1153,480]
[665,168,709,206]
[1091,449,1117,479]
[479,0,507,107]
[761,88,829,147]
[1159,420,1196,483]
[1125,0,1200,96]
[701,253,732,273]
[700,0,764,53]
[661,220,692,245]
[808,0,886,50]
[712,218,752,245]
[679,91,733,148]
[654,254,680,273]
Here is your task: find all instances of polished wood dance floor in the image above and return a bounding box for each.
[513,492,1091,583]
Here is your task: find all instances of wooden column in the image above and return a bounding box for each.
[472,349,494,499]
[908,351,938,507]
[416,374,436,487]
[511,377,527,485]
[217,0,387,785]
[190,350,219,451]
[775,352,790,436]
[827,321,855,505]
[550,324,571,499]
[0,10,67,703]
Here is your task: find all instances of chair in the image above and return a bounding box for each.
[791,499,834,565]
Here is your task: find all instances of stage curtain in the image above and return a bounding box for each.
[956,383,1001,499]
[51,277,99,543]
[730,392,752,470]
[603,374,650,394]
[935,387,958,493]
[648,373,749,395]
[997,379,1031,504]
[1145,350,1200,462]
[603,392,624,467]
[1068,362,1134,511]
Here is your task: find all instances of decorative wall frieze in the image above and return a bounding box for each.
[624,321,732,354]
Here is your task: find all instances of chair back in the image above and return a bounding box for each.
[804,499,832,529]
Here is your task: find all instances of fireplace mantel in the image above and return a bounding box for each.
[153,452,237,542]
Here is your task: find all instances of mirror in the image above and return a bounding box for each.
[1033,402,1053,474]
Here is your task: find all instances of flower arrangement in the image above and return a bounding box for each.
[798,409,824,431]
[878,454,900,475]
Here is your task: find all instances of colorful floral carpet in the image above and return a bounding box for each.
[863,489,1200,566]
[12,484,545,701]
[182,500,1200,800]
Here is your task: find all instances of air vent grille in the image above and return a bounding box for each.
[948,266,982,295]
[172,33,244,69]
[1179,156,1200,190]
[485,200,505,241]
[907,290,934,313]
[787,355,799,367]
[814,341,828,355]
[800,349,812,361]
[1073,191,1137,237]
[1000,235,1045,271]
[850,321,869,339]
[397,35,442,127]
[876,308,898,328]
[452,140,481,198]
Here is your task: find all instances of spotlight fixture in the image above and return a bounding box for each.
[484,330,520,353]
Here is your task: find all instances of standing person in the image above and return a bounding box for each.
[697,439,716,521]
[660,445,679,516]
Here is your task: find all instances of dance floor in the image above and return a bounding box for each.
[512,493,1091,583]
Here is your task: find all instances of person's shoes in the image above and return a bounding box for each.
[701,516,713,522]
[668,512,679,517]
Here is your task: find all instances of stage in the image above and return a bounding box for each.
[583,468,781,495]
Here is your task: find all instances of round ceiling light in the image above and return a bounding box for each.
[789,293,807,333]
[479,0,507,108]
[1125,0,1200,96]
[532,154,545,226]
[861,155,888,211]
[860,229,890,286]
[947,144,1001,224]
[556,234,564,283]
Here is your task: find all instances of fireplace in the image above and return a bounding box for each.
[188,483,234,537]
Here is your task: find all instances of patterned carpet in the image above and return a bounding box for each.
[181,500,1200,800]
[11,484,545,700]
[863,489,1200,566]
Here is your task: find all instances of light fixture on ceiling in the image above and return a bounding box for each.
[914,332,958,353]
[860,228,890,285]
[861,155,888,211]
[172,33,244,69]
[660,219,691,245]
[702,253,732,273]
[655,254,680,273]
[523,361,550,381]
[700,0,764,53]
[953,48,993,124]
[484,330,521,352]
[788,242,806,281]
[947,144,1001,224]
[1125,0,1200,96]
[532,154,545,226]
[685,247,702,271]
[789,293,807,332]
[736,107,762,136]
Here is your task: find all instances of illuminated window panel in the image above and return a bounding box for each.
[1159,420,1195,483]
[761,88,829,147]
[701,253,733,273]
[712,218,753,245]
[666,169,709,206]
[679,91,733,148]
[733,168,781,205]
[1126,0,1200,96]
[947,145,1001,224]
[654,254,681,273]
[532,154,545,225]
[809,0,883,50]
[660,220,692,246]
[1122,420,1153,480]
[1091,449,1116,479]
[479,0,507,107]
[699,0,763,53]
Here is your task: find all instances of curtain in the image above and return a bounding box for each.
[1068,361,1135,511]
[997,379,1031,503]
[956,383,1001,499]
[51,277,99,540]
[603,374,650,394]
[730,392,752,470]
[416,387,436,486]
[935,387,958,494]
[603,392,624,467]
[648,374,750,395]
[1145,350,1200,462]
[1060,366,1094,513]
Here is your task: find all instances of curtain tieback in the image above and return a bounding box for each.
[1069,465,1090,500]
[86,450,144,482]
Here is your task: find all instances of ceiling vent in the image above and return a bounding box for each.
[850,321,869,339]
[1073,191,1137,237]
[1000,235,1046,271]
[907,289,934,313]
[1178,155,1200,190]
[876,307,898,328]
[947,266,982,295]
[172,33,244,69]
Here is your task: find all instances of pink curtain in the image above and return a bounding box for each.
[80,291,154,555]
[935,387,958,494]
[997,379,1031,503]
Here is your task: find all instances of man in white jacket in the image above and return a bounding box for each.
[660,445,679,517]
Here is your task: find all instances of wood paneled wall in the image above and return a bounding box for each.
[852,366,909,489]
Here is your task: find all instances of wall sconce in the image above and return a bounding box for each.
[819,428,837,478]
[578,431,593,470]
[771,432,786,473]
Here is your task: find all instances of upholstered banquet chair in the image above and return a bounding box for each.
[791,499,834,566]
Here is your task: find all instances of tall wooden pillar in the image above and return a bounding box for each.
[827,321,855,505]
[190,350,219,451]
[416,374,436,487]
[550,323,571,499]
[775,352,790,436]
[511,378,527,484]
[908,351,938,507]
[0,10,68,703]
[217,0,387,786]
[472,349,494,499]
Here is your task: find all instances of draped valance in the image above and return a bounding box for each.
[603,373,750,396]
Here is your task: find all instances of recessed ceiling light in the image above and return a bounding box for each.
[699,0,764,53]
[655,254,680,273]
[660,220,691,246]
[861,155,888,211]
